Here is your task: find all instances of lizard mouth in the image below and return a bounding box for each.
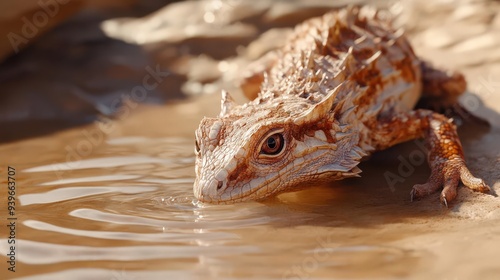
[195,166,362,204]
[195,177,283,204]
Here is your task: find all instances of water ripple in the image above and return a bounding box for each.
[40,174,142,186]
[19,186,157,206]
[69,207,276,230]
[18,268,196,280]
[23,220,239,243]
[0,239,259,264]
[23,156,193,172]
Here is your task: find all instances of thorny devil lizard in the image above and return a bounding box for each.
[193,6,491,205]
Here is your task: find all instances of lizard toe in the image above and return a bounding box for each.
[410,169,442,201]
[459,165,491,193]
[412,158,490,205]
[440,177,459,206]
[410,181,441,201]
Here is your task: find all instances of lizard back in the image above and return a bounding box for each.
[258,6,422,131]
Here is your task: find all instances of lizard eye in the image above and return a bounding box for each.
[260,133,285,156]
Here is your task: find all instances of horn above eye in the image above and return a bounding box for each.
[219,90,236,117]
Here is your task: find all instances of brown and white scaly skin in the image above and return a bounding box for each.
[193,6,490,205]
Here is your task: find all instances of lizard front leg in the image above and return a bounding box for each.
[371,109,490,206]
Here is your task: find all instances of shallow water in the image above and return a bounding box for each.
[1,93,500,280]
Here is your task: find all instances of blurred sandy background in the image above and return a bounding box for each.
[1,0,498,128]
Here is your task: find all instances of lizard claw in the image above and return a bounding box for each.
[441,195,448,208]
[459,165,491,193]
[410,157,490,205]
[409,188,418,202]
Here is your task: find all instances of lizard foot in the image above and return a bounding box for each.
[410,157,490,206]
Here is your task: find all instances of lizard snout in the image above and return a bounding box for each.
[193,175,229,203]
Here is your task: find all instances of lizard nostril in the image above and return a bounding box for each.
[216,181,223,190]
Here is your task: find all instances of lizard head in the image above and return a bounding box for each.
[193,87,364,204]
